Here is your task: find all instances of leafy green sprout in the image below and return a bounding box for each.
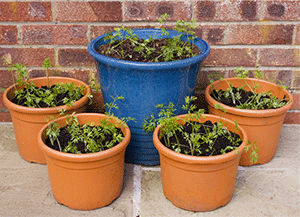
[245,140,259,164]
[2,57,90,108]
[210,67,291,110]
[42,57,52,88]
[158,13,170,37]
[143,96,243,156]
[46,96,135,154]
[208,71,224,84]
[103,95,136,128]
[103,13,199,62]
[213,103,259,163]
[214,103,227,113]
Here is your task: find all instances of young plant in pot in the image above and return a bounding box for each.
[205,67,293,166]
[38,96,134,210]
[142,96,251,212]
[2,57,92,164]
[88,14,210,165]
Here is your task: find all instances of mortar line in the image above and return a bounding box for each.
[238,166,295,171]
[1,44,299,49]
[142,166,161,171]
[133,164,142,217]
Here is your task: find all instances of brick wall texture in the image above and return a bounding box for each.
[0,0,299,123]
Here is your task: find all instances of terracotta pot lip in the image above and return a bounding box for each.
[153,114,247,164]
[3,76,91,114]
[38,113,131,163]
[204,77,294,117]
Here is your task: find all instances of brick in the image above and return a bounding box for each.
[292,71,300,89]
[193,92,208,111]
[54,1,122,22]
[228,69,256,78]
[0,48,54,67]
[27,69,90,84]
[290,92,300,110]
[226,24,293,45]
[214,1,242,21]
[195,0,259,22]
[258,70,278,83]
[239,0,258,21]
[0,2,52,22]
[90,25,156,41]
[295,24,300,45]
[0,26,18,45]
[259,49,300,67]
[0,92,12,121]
[86,91,105,113]
[0,111,12,122]
[0,70,14,88]
[204,48,257,67]
[0,92,7,109]
[21,25,88,45]
[195,1,216,21]
[58,49,95,67]
[50,69,90,85]
[263,0,300,21]
[194,27,203,40]
[90,26,120,41]
[201,25,225,45]
[276,71,293,88]
[196,69,226,90]
[283,112,300,124]
[124,1,192,21]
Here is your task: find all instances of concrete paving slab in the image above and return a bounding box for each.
[0,123,299,217]
[0,123,133,217]
[140,125,300,217]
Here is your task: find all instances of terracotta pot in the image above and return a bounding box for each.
[205,78,293,166]
[38,113,131,210]
[153,114,247,212]
[3,77,91,164]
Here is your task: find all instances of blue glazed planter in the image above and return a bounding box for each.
[88,28,210,165]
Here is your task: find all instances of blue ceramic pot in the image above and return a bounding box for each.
[88,28,210,165]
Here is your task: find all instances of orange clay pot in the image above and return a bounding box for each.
[38,113,131,210]
[153,114,247,212]
[205,78,293,166]
[3,77,91,164]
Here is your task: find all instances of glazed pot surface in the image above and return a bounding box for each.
[88,28,210,165]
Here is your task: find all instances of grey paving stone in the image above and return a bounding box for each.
[140,125,300,217]
[0,123,299,217]
[0,123,133,217]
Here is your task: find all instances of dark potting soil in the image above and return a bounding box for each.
[97,38,201,62]
[161,120,242,156]
[210,87,287,109]
[12,85,84,108]
[45,125,124,154]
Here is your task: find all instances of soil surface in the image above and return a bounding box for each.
[12,85,84,108]
[161,120,242,156]
[45,125,123,154]
[97,38,201,62]
[210,87,287,109]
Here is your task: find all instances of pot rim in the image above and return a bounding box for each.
[153,114,248,165]
[88,28,210,70]
[3,76,91,114]
[204,77,294,117]
[38,113,131,163]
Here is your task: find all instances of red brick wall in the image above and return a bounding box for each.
[0,0,299,123]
